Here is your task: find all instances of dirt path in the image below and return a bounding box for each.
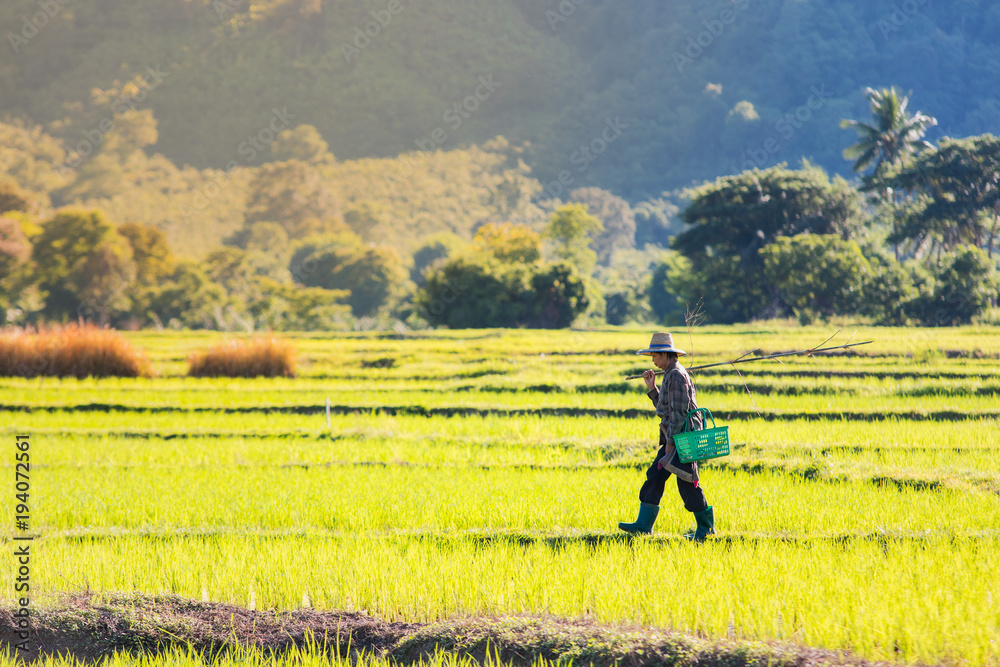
[1,593,896,667]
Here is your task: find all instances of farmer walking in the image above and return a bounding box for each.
[618,332,716,540]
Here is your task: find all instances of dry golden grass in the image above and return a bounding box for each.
[0,323,152,378]
[187,336,297,378]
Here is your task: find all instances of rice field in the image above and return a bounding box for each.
[1,325,998,666]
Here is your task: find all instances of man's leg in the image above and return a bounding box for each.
[665,448,714,540]
[676,475,708,513]
[639,445,670,505]
[619,446,668,534]
[676,471,714,541]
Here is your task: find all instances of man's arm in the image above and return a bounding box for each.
[665,371,692,436]
[643,370,659,406]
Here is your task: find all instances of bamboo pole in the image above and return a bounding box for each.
[624,340,874,380]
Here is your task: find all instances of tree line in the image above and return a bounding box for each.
[1,87,998,330]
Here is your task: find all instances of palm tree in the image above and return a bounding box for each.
[840,87,937,175]
[842,87,937,260]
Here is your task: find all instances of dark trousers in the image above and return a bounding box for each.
[638,440,709,513]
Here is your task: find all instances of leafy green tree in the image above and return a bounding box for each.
[60,220,168,326]
[0,120,70,202]
[487,168,543,220]
[203,246,309,332]
[31,209,137,323]
[58,110,160,202]
[596,245,665,325]
[248,278,350,331]
[634,199,679,248]
[0,182,33,215]
[101,109,161,162]
[411,233,467,286]
[417,257,528,328]
[908,246,997,326]
[0,217,29,283]
[568,188,635,265]
[295,237,408,317]
[472,222,541,264]
[867,135,1000,257]
[245,160,340,238]
[544,204,603,276]
[0,216,30,323]
[270,125,335,165]
[675,164,863,259]
[118,223,176,287]
[841,87,937,175]
[418,253,588,329]
[681,255,774,324]
[672,164,864,322]
[205,247,262,317]
[72,238,136,325]
[856,242,918,326]
[528,262,588,328]
[649,253,692,324]
[330,246,408,317]
[343,201,388,243]
[226,221,293,283]
[761,235,872,322]
[288,232,362,284]
[147,260,227,329]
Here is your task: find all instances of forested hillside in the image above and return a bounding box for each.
[2,0,999,331]
[3,0,999,200]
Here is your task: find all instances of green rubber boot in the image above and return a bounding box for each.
[691,506,715,542]
[618,503,659,534]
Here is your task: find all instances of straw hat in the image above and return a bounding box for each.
[636,332,686,356]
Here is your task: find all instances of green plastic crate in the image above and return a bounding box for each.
[673,408,730,464]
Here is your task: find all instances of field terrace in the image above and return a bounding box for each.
[1,326,998,666]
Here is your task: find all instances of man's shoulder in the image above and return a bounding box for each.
[665,365,694,386]
[666,364,691,379]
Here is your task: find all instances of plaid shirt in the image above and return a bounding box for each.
[647,363,701,438]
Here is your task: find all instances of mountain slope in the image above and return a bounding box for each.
[2,0,999,200]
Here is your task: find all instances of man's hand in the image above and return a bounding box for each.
[643,369,657,392]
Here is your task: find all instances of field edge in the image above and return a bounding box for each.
[0,593,901,667]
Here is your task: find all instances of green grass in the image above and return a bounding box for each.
[13,465,1000,534]
[1,325,998,665]
[19,535,1000,666]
